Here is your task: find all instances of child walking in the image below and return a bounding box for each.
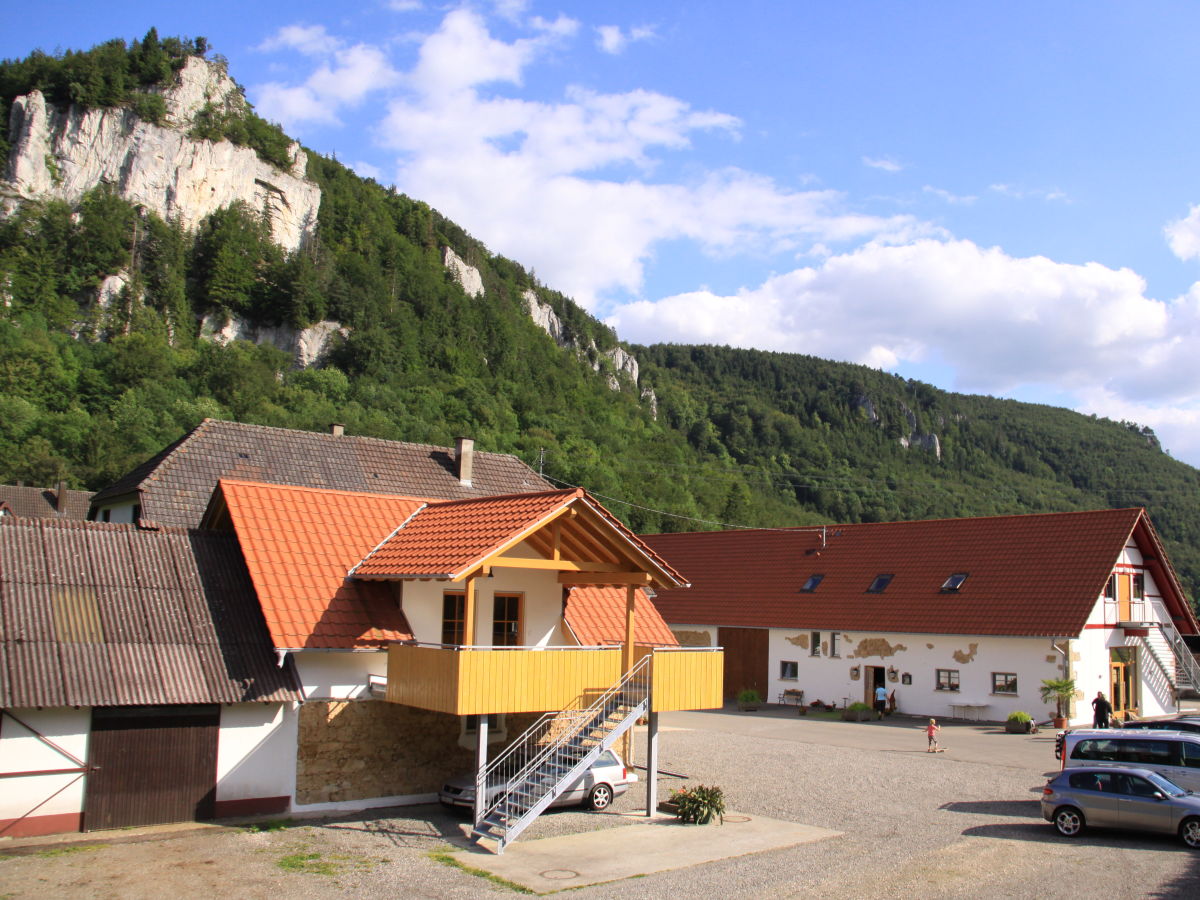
[926,718,941,752]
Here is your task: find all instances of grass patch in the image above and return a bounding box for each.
[277,851,339,875]
[34,845,104,859]
[428,847,534,894]
[242,818,293,833]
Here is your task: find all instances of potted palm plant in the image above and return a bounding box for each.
[1040,677,1076,729]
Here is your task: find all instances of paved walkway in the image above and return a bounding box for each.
[458,811,839,894]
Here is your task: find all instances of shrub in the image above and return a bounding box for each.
[1007,710,1032,723]
[847,701,872,712]
[670,784,726,825]
[737,688,762,704]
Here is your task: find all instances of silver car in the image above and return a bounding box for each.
[1041,765,1200,847]
[439,750,638,812]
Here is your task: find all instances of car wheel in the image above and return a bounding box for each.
[1180,817,1200,849]
[1054,806,1085,837]
[588,783,614,810]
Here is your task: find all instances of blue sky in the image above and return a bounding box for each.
[8,2,1200,464]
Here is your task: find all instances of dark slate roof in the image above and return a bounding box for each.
[0,516,303,707]
[90,419,552,529]
[643,508,1200,638]
[0,484,94,520]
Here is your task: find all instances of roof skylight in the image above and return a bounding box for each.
[800,574,824,592]
[866,573,893,593]
[941,573,969,592]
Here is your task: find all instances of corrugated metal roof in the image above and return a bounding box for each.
[0,517,302,707]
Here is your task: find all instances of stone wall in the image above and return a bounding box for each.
[295,701,538,805]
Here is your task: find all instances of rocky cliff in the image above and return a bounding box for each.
[1,57,320,252]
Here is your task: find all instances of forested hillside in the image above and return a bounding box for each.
[3,34,1199,603]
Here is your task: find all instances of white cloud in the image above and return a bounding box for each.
[862,156,902,173]
[257,24,343,56]
[1165,204,1200,261]
[923,185,976,205]
[990,183,1069,202]
[351,160,383,181]
[253,33,401,128]
[595,24,655,54]
[386,0,423,10]
[608,239,1167,397]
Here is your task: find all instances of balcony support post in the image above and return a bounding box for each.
[473,715,488,826]
[463,573,478,647]
[645,708,659,817]
[622,584,636,764]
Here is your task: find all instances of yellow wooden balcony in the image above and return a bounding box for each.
[385,643,723,715]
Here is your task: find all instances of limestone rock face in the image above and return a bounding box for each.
[443,246,484,298]
[2,58,319,252]
[200,313,348,368]
[523,289,565,345]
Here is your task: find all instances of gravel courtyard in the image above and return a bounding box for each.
[2,709,1198,898]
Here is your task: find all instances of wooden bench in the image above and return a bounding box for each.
[778,689,805,706]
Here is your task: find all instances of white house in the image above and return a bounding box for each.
[643,508,1200,726]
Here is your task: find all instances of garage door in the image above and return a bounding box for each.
[84,705,219,831]
[717,627,769,699]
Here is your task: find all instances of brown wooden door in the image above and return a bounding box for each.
[717,627,769,699]
[84,706,219,831]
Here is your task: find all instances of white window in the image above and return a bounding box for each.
[810,631,821,656]
[830,632,841,657]
[780,660,798,680]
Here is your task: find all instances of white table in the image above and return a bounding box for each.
[949,702,990,721]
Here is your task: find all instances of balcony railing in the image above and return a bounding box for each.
[385,642,722,715]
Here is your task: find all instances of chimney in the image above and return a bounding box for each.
[456,437,474,486]
[330,423,345,437]
[56,481,68,513]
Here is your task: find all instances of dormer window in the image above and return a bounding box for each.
[866,574,893,593]
[941,573,969,592]
[800,574,824,592]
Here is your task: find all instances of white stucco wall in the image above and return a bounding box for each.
[293,650,388,700]
[768,629,1063,722]
[215,703,297,804]
[400,547,568,647]
[0,707,90,827]
[1073,539,1179,721]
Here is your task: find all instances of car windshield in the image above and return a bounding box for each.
[1145,771,1187,797]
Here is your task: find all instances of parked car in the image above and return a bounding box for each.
[1041,766,1200,847]
[439,749,637,812]
[1122,716,1200,735]
[1057,728,1200,793]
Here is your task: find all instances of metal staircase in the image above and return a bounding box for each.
[469,655,651,854]
[1152,619,1200,698]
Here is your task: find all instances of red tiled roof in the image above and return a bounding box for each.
[642,508,1198,638]
[215,480,420,649]
[354,489,584,578]
[564,586,679,647]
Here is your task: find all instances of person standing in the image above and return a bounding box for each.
[874,683,888,720]
[926,718,941,752]
[1092,691,1112,728]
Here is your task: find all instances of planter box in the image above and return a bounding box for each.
[1005,720,1033,734]
[842,708,872,722]
[738,702,760,712]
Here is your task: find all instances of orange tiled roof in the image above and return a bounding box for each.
[353,489,687,587]
[216,480,421,649]
[564,586,679,647]
[643,508,1199,638]
[354,489,584,578]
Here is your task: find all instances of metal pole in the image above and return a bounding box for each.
[646,709,659,817]
[473,716,488,827]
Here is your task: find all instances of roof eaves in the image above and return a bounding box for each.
[348,501,429,576]
[577,495,688,588]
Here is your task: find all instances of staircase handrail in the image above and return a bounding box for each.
[475,654,653,847]
[1157,619,1200,689]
